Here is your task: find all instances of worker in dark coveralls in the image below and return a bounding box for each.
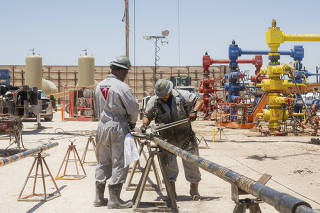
[94,56,139,209]
[140,79,203,200]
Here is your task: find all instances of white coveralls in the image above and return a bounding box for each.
[94,74,139,185]
[144,89,201,183]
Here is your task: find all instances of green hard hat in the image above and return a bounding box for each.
[154,79,173,97]
[110,56,131,70]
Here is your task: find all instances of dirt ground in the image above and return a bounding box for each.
[0,112,320,213]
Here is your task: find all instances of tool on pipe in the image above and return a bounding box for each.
[150,118,189,133]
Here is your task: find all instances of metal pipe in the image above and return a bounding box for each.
[241,50,270,55]
[155,118,189,127]
[284,34,320,42]
[150,137,314,213]
[152,118,189,131]
[152,120,189,132]
[210,58,261,64]
[211,59,230,64]
[296,205,316,213]
[0,142,59,167]
[237,59,255,64]
[241,50,292,56]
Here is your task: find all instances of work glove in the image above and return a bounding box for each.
[140,124,148,133]
[189,110,198,122]
[129,122,136,130]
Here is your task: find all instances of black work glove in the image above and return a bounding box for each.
[140,124,147,133]
[189,110,198,122]
[129,123,136,130]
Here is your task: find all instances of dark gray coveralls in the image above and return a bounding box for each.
[144,89,201,183]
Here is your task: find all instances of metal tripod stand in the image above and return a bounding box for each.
[232,174,272,213]
[18,152,60,201]
[132,135,178,213]
[126,137,163,191]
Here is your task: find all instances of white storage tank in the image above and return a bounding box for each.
[78,52,95,87]
[25,53,42,89]
[42,78,58,96]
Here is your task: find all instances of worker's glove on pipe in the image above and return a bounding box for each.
[140,124,148,133]
[129,122,136,130]
[189,110,197,122]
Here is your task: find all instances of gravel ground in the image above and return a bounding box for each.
[0,112,319,213]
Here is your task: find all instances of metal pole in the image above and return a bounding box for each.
[125,0,129,57]
[150,137,314,213]
[316,66,319,83]
[154,38,159,84]
[177,0,181,66]
[133,0,136,95]
[0,142,59,167]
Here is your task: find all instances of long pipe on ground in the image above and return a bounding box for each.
[0,142,59,167]
[151,137,314,213]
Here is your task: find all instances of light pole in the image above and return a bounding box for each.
[144,30,169,84]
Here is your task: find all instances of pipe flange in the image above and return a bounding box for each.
[268,55,280,64]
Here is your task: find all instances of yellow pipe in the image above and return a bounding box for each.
[212,128,215,143]
[284,34,320,42]
[292,113,305,117]
[266,19,320,52]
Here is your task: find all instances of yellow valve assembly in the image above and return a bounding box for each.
[266,19,320,53]
[258,20,320,131]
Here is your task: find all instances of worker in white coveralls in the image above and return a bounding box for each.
[140,79,204,200]
[93,56,139,209]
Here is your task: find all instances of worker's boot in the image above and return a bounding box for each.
[190,183,200,201]
[93,181,108,207]
[107,183,133,209]
[169,181,177,199]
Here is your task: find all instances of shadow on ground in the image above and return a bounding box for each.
[176,195,221,202]
[246,152,320,161]
[246,154,278,161]
[26,185,67,213]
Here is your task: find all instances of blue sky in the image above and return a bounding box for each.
[1,0,320,79]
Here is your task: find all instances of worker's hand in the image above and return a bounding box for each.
[140,124,148,133]
[129,122,136,130]
[189,110,198,122]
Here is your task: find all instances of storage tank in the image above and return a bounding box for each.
[25,54,42,89]
[78,53,95,87]
[42,79,58,96]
